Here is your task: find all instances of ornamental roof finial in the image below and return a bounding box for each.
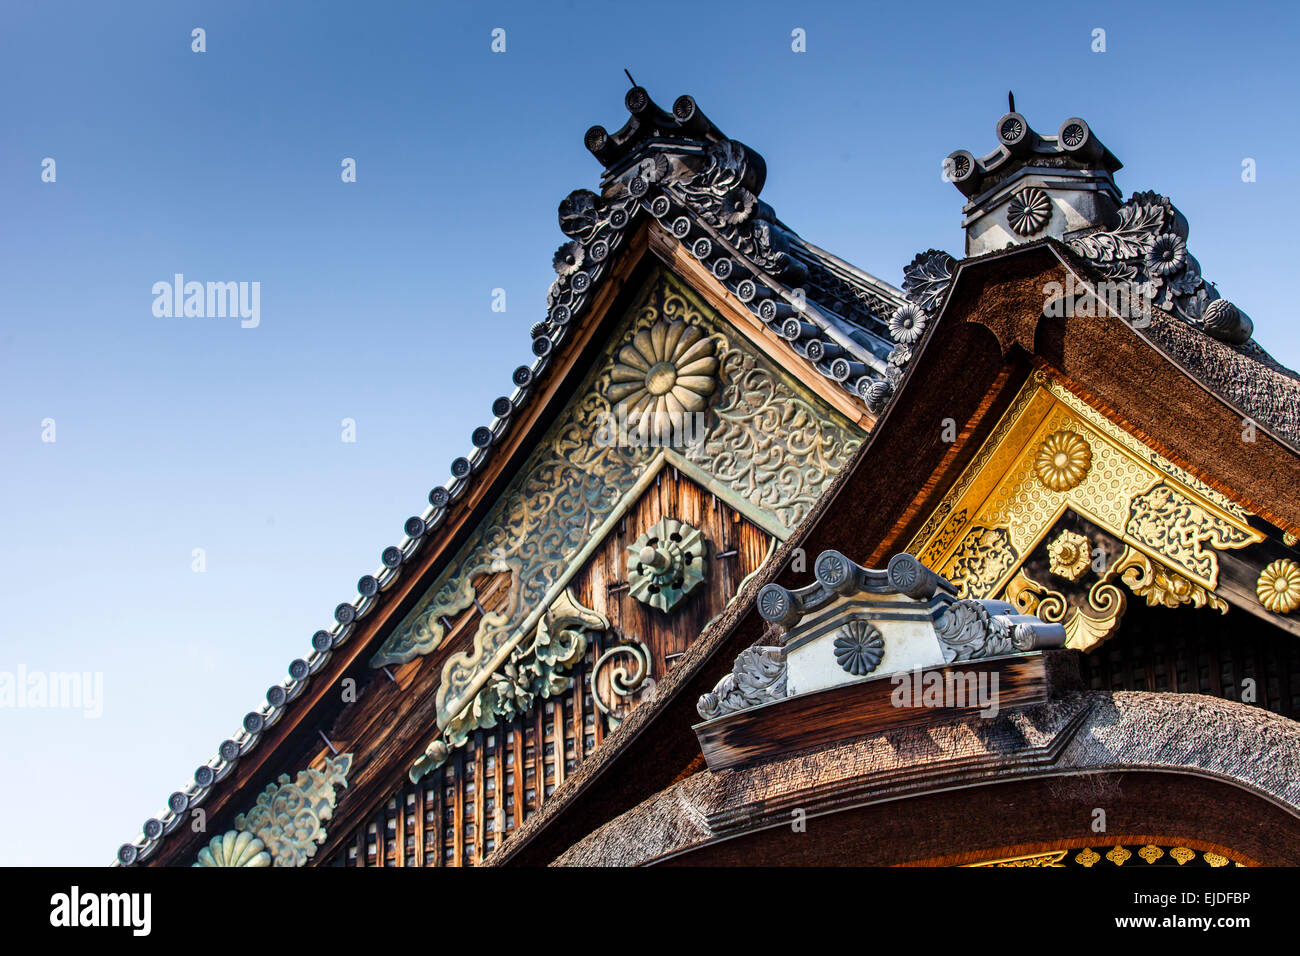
[945,104,1121,256]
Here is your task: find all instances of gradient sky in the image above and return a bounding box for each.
[2,0,1297,865]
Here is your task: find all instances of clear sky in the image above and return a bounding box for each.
[1,0,1296,865]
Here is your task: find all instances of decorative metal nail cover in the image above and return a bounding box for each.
[1047,529,1092,582]
[832,620,885,676]
[1006,186,1052,236]
[627,517,708,613]
[1257,559,1300,615]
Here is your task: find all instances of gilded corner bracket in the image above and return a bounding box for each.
[909,371,1260,651]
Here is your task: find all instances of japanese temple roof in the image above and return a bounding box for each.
[114,86,912,867]
[495,245,1300,868]
[116,89,1300,866]
[1127,294,1300,449]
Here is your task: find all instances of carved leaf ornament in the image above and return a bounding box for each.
[194,754,353,867]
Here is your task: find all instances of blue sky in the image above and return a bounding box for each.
[1,0,1296,865]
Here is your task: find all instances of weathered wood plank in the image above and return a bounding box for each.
[694,653,1057,772]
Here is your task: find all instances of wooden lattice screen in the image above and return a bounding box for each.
[1079,595,1300,718]
[328,641,607,867]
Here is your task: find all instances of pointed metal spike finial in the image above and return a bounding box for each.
[1008,91,1015,112]
[624,69,637,88]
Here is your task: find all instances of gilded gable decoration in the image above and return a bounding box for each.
[911,372,1261,651]
[963,842,1251,868]
[1047,530,1092,581]
[1125,484,1258,584]
[1033,430,1092,492]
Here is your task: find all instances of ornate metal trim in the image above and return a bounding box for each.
[627,517,708,612]
[592,638,654,730]
[409,589,609,781]
[193,754,353,868]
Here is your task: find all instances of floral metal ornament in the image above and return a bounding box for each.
[1138,845,1164,864]
[1047,530,1092,582]
[194,753,353,867]
[1144,233,1186,277]
[1106,845,1132,866]
[832,620,885,676]
[552,240,584,276]
[1006,186,1052,236]
[607,319,719,443]
[194,830,271,867]
[1075,847,1100,867]
[627,517,708,613]
[1034,430,1092,492]
[1257,559,1300,614]
[888,303,927,344]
